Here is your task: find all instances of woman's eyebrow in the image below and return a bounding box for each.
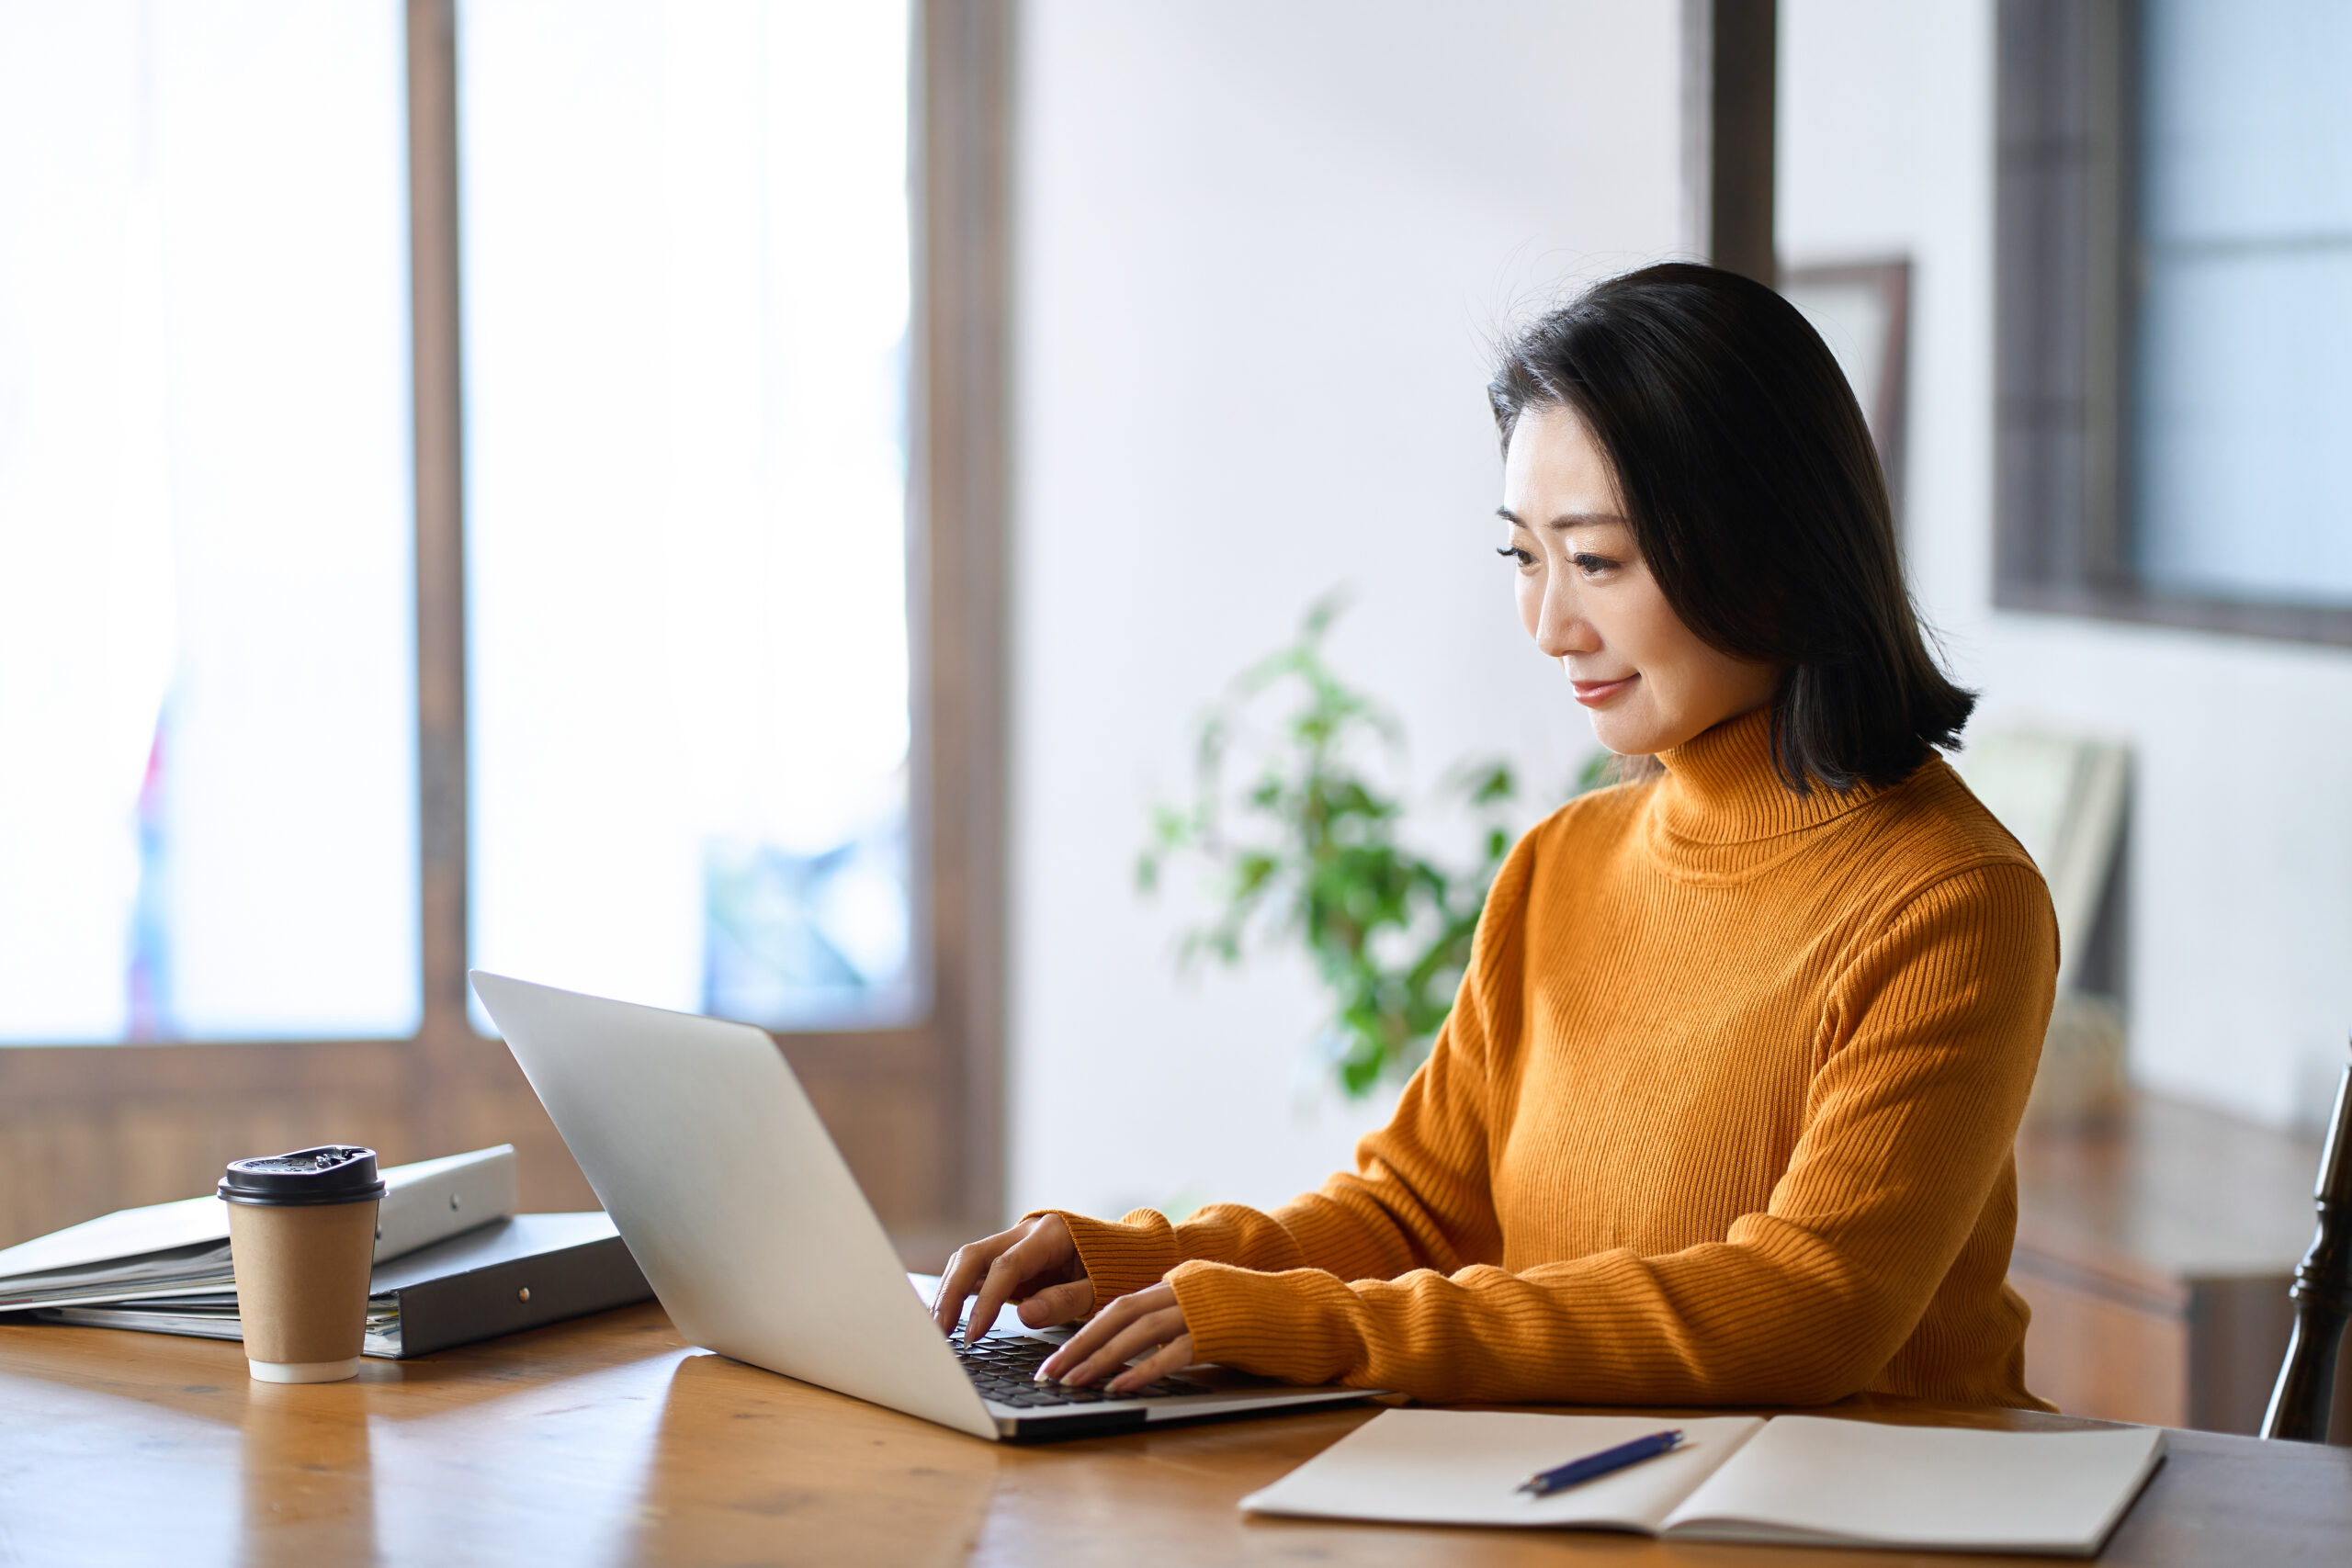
[1495,506,1627,531]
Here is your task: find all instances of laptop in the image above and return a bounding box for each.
[469,971,1377,1440]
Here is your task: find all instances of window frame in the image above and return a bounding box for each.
[0,0,1011,1261]
[1994,0,2352,647]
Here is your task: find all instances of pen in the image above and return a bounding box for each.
[1515,1428,1686,1496]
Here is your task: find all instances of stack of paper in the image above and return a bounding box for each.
[40,1212,650,1359]
[0,1146,518,1311]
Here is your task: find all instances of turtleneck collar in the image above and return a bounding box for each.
[1640,705,1892,876]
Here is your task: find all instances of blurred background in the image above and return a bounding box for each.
[2,0,2346,1438]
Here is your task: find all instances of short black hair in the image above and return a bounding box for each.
[1489,262,1973,795]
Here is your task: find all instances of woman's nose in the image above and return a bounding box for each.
[1536,582,1598,660]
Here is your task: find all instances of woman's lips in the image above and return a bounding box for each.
[1569,673,1639,707]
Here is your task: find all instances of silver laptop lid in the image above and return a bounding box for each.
[469,970,998,1441]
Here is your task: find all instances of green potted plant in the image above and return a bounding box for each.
[1137,601,1521,1097]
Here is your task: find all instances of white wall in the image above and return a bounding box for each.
[1008,1,1683,1222]
[1780,0,2352,1129]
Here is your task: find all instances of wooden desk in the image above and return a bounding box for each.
[2012,1090,2352,1438]
[3,1304,2346,1566]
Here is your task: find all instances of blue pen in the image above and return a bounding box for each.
[1516,1429,1686,1496]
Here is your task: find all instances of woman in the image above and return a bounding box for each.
[933,263,2058,1411]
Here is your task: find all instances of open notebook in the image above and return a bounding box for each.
[1241,1410,2165,1556]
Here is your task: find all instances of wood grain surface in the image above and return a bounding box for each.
[3,1302,2346,1567]
[2010,1089,2352,1438]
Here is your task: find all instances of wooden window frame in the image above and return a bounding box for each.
[1681,0,1779,285]
[0,0,1011,1262]
[1995,0,2352,648]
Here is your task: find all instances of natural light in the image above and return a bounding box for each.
[460,0,916,1028]
[0,1,419,1043]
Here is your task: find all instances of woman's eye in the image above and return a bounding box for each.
[1494,544,1535,568]
[1571,552,1621,575]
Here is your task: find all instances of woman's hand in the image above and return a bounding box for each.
[930,1213,1094,1339]
[1035,1281,1194,1395]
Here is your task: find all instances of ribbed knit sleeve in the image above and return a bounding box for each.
[1165,861,2055,1405]
[1043,835,1533,1308]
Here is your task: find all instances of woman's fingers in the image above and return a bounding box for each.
[965,1218,1075,1339]
[1036,1283,1188,1387]
[929,1215,1087,1339]
[931,1224,1029,1334]
[964,1247,1028,1338]
[1035,1291,1134,1381]
[1016,1277,1094,1327]
[1055,1304,1188,1388]
[1105,1333,1194,1396]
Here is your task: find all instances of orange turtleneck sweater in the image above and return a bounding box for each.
[1052,707,2059,1409]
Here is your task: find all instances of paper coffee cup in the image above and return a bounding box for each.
[219,1146,387,1384]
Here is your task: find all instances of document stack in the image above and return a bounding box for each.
[0,1146,650,1359]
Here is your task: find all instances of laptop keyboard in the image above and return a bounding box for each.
[953,1332,1216,1408]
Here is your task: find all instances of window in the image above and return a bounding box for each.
[0,1,418,1043]
[1996,0,2352,643]
[459,0,917,1028]
[0,0,1010,1257]
[2133,0,2352,606]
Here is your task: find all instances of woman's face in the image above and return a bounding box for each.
[1499,402,1781,757]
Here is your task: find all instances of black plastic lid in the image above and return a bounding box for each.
[217,1145,388,1207]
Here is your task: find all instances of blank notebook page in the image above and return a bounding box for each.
[1239,1410,1767,1532]
[1662,1416,2166,1551]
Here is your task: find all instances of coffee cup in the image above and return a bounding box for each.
[218,1145,387,1383]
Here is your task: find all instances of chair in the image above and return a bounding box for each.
[2262,1043,2352,1442]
